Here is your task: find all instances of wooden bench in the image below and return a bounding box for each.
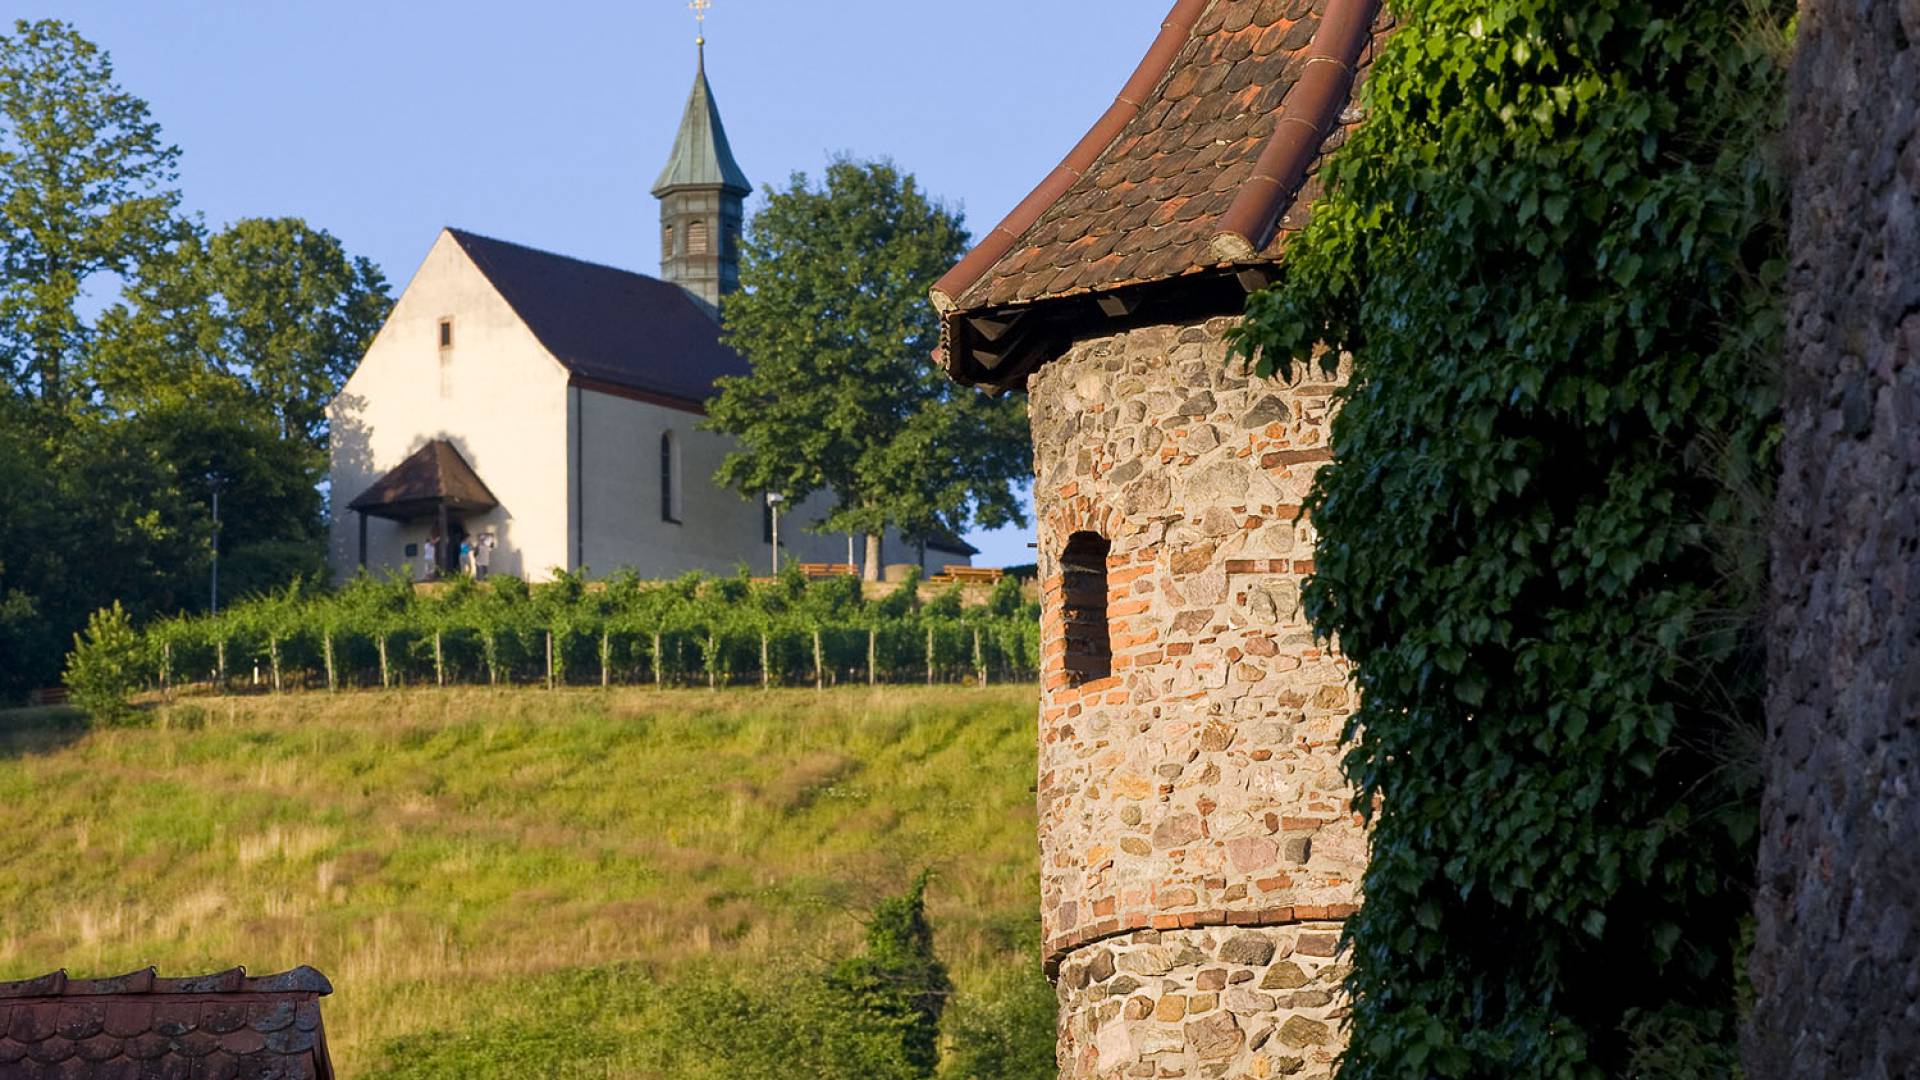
[928,565,1004,586]
[28,687,70,706]
[795,562,859,579]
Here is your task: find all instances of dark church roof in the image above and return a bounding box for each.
[348,438,499,521]
[448,228,750,407]
[933,0,1389,389]
[652,46,751,197]
[0,965,335,1079]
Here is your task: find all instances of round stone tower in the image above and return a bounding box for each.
[1029,321,1366,1078]
[932,2,1388,1076]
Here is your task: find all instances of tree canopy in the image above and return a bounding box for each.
[0,18,186,408]
[0,21,390,701]
[707,158,1029,578]
[1230,1,1791,1075]
[88,217,390,452]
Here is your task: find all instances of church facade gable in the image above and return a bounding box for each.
[329,229,575,582]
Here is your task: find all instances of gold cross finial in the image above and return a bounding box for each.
[690,0,711,43]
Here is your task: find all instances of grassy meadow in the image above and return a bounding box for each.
[0,685,1045,1077]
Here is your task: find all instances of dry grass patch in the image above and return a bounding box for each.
[0,685,1040,1076]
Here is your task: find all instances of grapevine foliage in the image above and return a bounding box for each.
[124,569,1041,693]
[1229,2,1790,1076]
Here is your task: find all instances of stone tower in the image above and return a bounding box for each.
[653,39,750,308]
[933,2,1388,1077]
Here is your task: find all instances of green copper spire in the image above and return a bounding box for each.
[652,43,750,197]
[654,37,748,307]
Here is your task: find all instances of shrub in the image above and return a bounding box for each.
[63,601,144,723]
[828,870,951,1078]
[939,963,1057,1080]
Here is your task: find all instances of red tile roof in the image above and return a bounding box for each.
[933,0,1390,388]
[0,966,335,1079]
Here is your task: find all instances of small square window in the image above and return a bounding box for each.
[404,542,420,557]
[438,318,453,349]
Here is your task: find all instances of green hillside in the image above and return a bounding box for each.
[0,686,1048,1077]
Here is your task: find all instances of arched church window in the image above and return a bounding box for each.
[660,431,682,524]
[1060,531,1112,685]
[688,220,709,255]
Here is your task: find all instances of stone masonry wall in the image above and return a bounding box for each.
[1747,3,1920,1077]
[1028,316,1363,1079]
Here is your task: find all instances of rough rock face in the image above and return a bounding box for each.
[1029,317,1363,1078]
[1747,3,1920,1077]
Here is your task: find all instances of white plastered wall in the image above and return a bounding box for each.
[328,230,573,582]
[575,388,874,576]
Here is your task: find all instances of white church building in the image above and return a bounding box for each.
[327,46,972,583]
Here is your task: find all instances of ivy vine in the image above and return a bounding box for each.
[1230,2,1791,1076]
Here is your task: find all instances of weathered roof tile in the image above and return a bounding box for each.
[934,0,1394,387]
[0,968,335,1080]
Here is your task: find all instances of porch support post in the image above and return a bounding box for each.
[357,510,368,569]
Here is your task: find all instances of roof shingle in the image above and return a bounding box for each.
[448,228,749,408]
[933,0,1391,388]
[0,966,335,1079]
[347,438,499,520]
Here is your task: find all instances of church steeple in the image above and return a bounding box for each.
[653,36,749,309]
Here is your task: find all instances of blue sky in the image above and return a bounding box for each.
[47,0,1172,567]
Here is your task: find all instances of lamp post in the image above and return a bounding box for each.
[209,475,223,615]
[766,492,785,574]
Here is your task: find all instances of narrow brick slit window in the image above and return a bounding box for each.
[1061,531,1112,685]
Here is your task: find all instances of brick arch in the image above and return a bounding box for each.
[1036,495,1130,701]
[1037,496,1123,566]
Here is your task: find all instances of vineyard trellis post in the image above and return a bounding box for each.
[118,567,1043,698]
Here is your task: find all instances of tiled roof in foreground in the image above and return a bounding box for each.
[934,0,1390,388]
[0,966,335,1079]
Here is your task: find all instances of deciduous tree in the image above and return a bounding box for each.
[88,217,390,452]
[707,159,1028,580]
[0,19,185,408]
